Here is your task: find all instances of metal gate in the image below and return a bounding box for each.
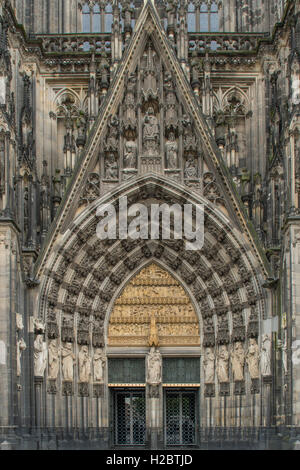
[114,391,146,446]
[165,391,196,446]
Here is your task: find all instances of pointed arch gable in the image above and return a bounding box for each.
[34,1,270,282]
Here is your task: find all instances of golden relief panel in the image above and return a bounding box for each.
[108,263,200,347]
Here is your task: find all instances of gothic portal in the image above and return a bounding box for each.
[0,0,300,450]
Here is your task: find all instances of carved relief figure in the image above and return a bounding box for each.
[143,107,159,140]
[148,313,159,347]
[78,345,91,383]
[182,114,197,150]
[93,349,106,383]
[61,342,75,381]
[34,335,48,377]
[17,338,27,377]
[105,152,119,180]
[261,334,272,376]
[231,342,245,382]
[184,155,198,179]
[165,132,178,169]
[217,345,229,383]
[246,338,260,379]
[146,347,162,385]
[48,340,60,380]
[124,140,137,168]
[106,115,119,150]
[203,347,215,384]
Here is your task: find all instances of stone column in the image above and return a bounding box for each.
[34,376,44,429]
[0,225,19,446]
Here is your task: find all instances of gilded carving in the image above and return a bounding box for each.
[108,264,200,347]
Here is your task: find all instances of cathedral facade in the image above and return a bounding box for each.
[0,0,300,450]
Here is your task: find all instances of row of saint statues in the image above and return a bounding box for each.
[24,335,271,387]
[32,337,106,384]
[203,336,272,384]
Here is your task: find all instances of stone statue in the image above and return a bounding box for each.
[261,334,272,376]
[146,347,162,385]
[17,338,27,377]
[105,152,118,180]
[16,314,24,331]
[93,349,106,383]
[182,114,197,150]
[217,345,229,383]
[184,155,198,179]
[246,338,260,379]
[106,115,120,150]
[165,132,178,169]
[143,107,159,140]
[34,335,48,377]
[231,342,245,382]
[48,340,60,380]
[78,345,91,383]
[124,140,137,168]
[203,347,215,384]
[61,342,75,382]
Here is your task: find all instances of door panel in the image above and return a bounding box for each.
[115,391,146,445]
[165,391,196,446]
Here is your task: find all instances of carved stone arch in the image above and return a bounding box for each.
[222,86,250,116]
[37,175,267,354]
[54,88,81,111]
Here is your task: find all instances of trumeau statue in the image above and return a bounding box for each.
[203,347,215,384]
[147,347,162,385]
[34,335,48,377]
[261,334,272,377]
[78,346,91,383]
[17,338,27,377]
[61,342,75,382]
[217,345,229,383]
[93,349,106,383]
[246,338,260,379]
[48,340,60,380]
[231,342,245,382]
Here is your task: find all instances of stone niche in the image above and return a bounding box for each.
[108,263,200,347]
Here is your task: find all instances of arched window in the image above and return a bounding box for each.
[210,2,219,32]
[200,3,209,32]
[82,2,114,33]
[187,2,196,32]
[105,3,113,33]
[82,3,91,33]
[92,4,101,33]
[187,1,220,33]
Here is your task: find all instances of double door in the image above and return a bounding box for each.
[114,389,197,447]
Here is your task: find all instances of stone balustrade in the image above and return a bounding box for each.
[35,33,112,54]
[188,32,269,53]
